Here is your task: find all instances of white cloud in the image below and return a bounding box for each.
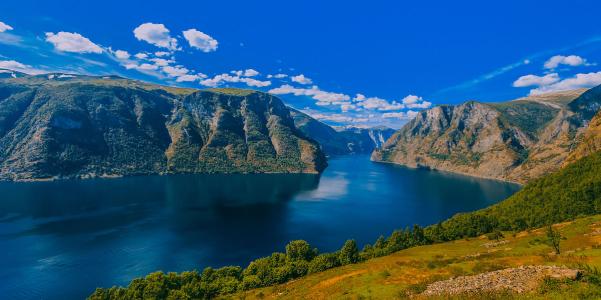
[200,73,271,87]
[401,95,420,104]
[354,95,404,111]
[382,110,418,120]
[513,73,560,87]
[0,21,13,32]
[0,60,44,74]
[113,49,130,60]
[45,32,103,54]
[137,63,159,71]
[155,51,170,57]
[350,93,430,111]
[529,71,601,95]
[176,74,206,82]
[182,29,218,52]
[291,74,313,85]
[133,23,178,50]
[243,69,259,77]
[150,58,174,67]
[162,65,189,77]
[269,84,350,104]
[544,55,589,69]
[134,52,149,60]
[309,112,368,123]
[267,73,288,79]
[231,69,259,77]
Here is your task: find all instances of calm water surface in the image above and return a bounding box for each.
[0,155,520,299]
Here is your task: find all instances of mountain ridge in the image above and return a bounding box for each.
[372,88,600,184]
[0,73,326,180]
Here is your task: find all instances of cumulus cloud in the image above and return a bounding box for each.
[513,73,560,87]
[113,49,131,60]
[134,52,149,59]
[45,32,103,54]
[382,110,419,120]
[267,73,288,79]
[352,94,404,111]
[176,74,206,82]
[291,74,313,85]
[0,21,13,32]
[529,71,601,95]
[400,95,432,109]
[308,112,368,124]
[201,73,271,87]
[269,84,350,104]
[349,93,431,111]
[0,60,44,74]
[134,23,178,50]
[150,58,174,67]
[544,55,590,69]
[154,51,170,57]
[231,69,259,77]
[182,29,218,52]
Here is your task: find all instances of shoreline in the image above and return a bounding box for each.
[370,158,524,186]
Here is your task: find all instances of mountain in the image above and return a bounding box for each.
[0,73,326,180]
[372,88,600,183]
[564,110,601,165]
[289,108,394,155]
[0,69,28,79]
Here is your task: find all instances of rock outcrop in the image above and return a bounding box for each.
[373,88,600,183]
[0,74,326,180]
[422,265,580,296]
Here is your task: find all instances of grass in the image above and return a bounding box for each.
[232,215,601,299]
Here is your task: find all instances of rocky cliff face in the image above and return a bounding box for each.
[372,88,599,183]
[0,74,326,180]
[564,110,601,165]
[290,108,394,155]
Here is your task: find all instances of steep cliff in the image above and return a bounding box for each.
[0,74,326,180]
[372,88,598,183]
[564,110,601,165]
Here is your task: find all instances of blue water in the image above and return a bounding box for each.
[0,155,520,299]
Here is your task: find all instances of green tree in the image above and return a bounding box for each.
[308,253,340,273]
[339,240,359,265]
[546,225,562,254]
[285,240,317,261]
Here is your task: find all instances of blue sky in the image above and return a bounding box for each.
[1,0,601,128]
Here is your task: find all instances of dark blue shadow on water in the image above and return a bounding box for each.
[0,155,520,300]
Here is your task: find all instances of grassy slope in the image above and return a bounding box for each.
[237,215,601,299]
[433,151,601,240]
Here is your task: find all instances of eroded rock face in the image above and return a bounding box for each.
[373,88,600,184]
[0,75,326,180]
[564,110,601,166]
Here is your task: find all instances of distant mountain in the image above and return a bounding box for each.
[373,88,601,183]
[0,69,28,79]
[0,73,326,180]
[289,108,394,155]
